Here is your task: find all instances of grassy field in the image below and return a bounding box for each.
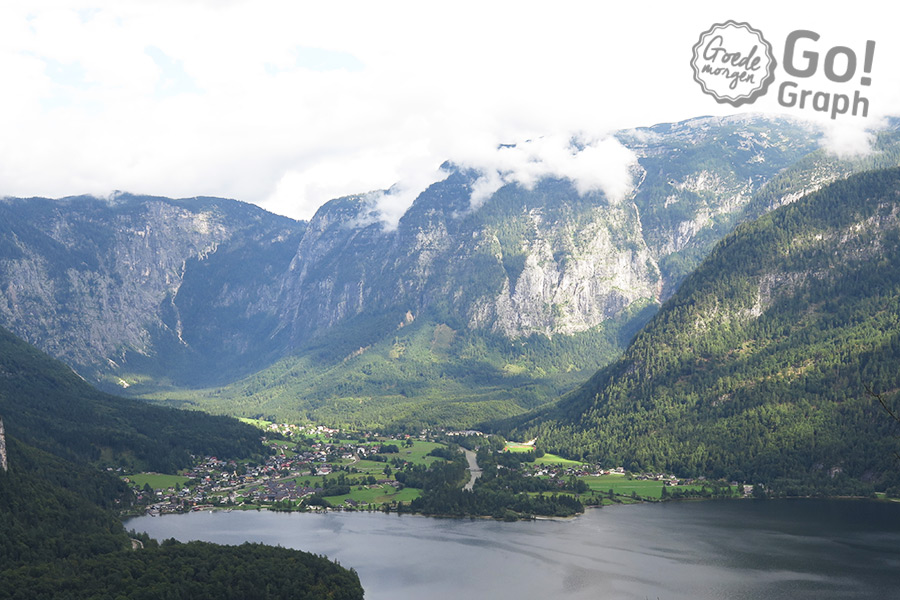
[268,439,299,457]
[323,484,421,507]
[393,440,445,465]
[503,443,535,453]
[521,474,720,506]
[579,475,726,500]
[127,473,191,490]
[338,440,444,473]
[501,445,586,466]
[533,453,585,466]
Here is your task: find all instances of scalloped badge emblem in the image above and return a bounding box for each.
[691,21,777,106]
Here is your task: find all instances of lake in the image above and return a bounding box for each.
[127,500,900,599]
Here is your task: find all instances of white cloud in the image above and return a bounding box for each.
[1,0,899,224]
[461,135,638,209]
[818,118,888,158]
[359,162,451,232]
[468,169,505,210]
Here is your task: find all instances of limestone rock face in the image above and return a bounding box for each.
[275,115,826,342]
[0,195,303,381]
[0,416,7,472]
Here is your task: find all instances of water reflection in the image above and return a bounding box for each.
[128,500,900,600]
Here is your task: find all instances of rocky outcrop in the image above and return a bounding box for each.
[470,201,660,337]
[275,174,662,344]
[0,416,7,472]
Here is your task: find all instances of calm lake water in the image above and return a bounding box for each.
[128,500,900,600]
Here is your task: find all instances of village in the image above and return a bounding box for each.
[127,423,430,515]
[123,422,740,516]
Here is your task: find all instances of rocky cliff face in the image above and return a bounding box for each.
[276,173,663,344]
[0,416,7,472]
[275,115,825,344]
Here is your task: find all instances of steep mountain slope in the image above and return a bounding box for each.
[275,115,824,346]
[0,325,266,472]
[138,118,900,429]
[512,168,900,492]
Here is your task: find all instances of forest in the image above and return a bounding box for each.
[0,538,363,600]
[396,443,585,519]
[510,167,900,495]
[0,326,269,472]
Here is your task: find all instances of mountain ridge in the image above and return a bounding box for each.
[2,114,899,427]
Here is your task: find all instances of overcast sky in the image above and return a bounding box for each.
[1,1,897,225]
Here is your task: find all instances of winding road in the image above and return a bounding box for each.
[462,449,482,491]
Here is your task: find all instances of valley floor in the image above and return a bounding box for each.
[122,421,740,520]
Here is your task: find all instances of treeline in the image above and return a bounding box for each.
[0,538,362,600]
[408,486,583,520]
[395,453,469,491]
[512,168,900,493]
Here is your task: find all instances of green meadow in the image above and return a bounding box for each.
[579,475,730,500]
[533,453,585,467]
[503,443,535,453]
[323,485,421,507]
[237,417,274,429]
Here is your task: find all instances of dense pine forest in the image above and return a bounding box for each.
[0,327,268,472]
[511,167,900,495]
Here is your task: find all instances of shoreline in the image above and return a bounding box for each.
[124,493,898,525]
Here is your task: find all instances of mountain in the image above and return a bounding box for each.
[0,194,305,385]
[137,115,900,429]
[510,167,900,493]
[2,115,900,429]
[276,115,827,343]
